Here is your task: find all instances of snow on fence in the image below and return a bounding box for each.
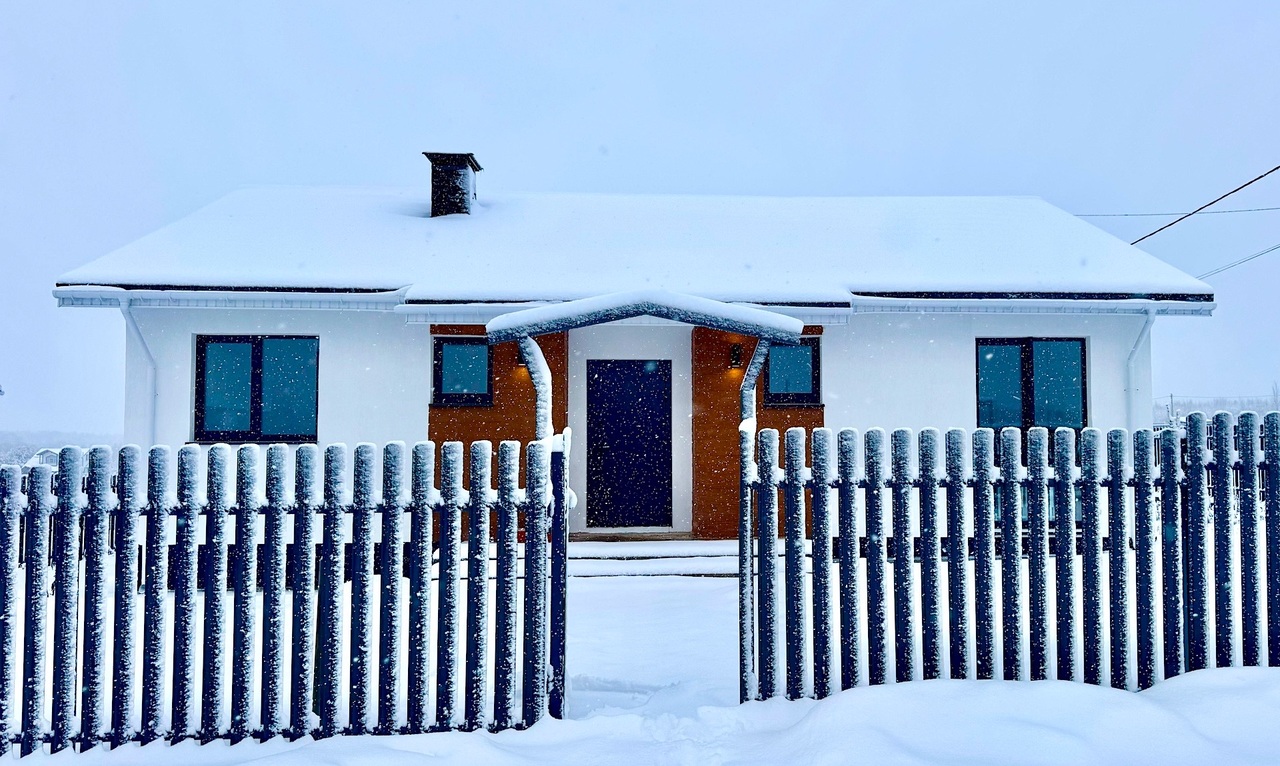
[740,411,1280,701]
[0,435,571,756]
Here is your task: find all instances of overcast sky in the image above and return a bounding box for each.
[1,1,1277,434]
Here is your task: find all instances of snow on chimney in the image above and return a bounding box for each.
[423,152,483,217]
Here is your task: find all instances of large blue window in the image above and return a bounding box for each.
[433,336,492,406]
[764,336,821,406]
[195,335,319,442]
[977,338,1086,431]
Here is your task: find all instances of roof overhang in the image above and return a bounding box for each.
[849,293,1214,317]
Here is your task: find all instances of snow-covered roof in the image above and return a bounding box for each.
[56,186,1212,303]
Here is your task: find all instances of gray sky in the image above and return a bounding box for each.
[1,1,1277,434]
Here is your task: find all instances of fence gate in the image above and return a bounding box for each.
[739,411,1280,702]
[0,432,571,756]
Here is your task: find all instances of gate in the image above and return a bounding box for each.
[0,432,571,755]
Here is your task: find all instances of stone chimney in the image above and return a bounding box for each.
[422,152,483,216]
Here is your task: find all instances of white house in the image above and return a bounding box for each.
[55,153,1213,539]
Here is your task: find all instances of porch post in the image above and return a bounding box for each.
[738,340,769,702]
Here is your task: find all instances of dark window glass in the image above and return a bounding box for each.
[764,336,821,406]
[262,338,320,437]
[1033,340,1085,429]
[977,343,1023,430]
[203,342,253,432]
[433,337,492,406]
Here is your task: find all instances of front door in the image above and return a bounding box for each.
[586,359,673,528]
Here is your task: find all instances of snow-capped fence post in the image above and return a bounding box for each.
[1026,428,1050,682]
[347,443,377,735]
[406,441,435,734]
[1238,413,1262,667]
[0,466,20,756]
[944,428,969,680]
[1157,427,1184,679]
[521,439,550,726]
[755,429,780,699]
[549,433,571,720]
[493,441,521,730]
[1107,429,1131,690]
[971,429,996,681]
[1184,412,1210,673]
[20,465,52,757]
[1133,430,1158,690]
[1264,413,1280,667]
[171,444,201,742]
[140,446,169,743]
[230,445,259,744]
[259,444,288,740]
[998,428,1023,682]
[810,428,835,698]
[288,445,318,740]
[79,447,111,750]
[50,447,83,754]
[110,446,142,748]
[1079,428,1104,686]
[890,428,915,684]
[315,444,346,739]
[464,441,493,731]
[435,441,464,730]
[376,442,405,735]
[201,444,231,743]
[783,427,808,700]
[1053,428,1077,682]
[1211,412,1236,669]
[864,428,888,686]
[738,419,759,704]
[918,429,941,681]
[836,429,861,691]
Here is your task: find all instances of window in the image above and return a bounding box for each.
[194,336,319,442]
[764,336,821,406]
[433,336,492,406]
[976,338,1086,431]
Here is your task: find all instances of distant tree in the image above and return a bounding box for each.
[1272,381,1279,412]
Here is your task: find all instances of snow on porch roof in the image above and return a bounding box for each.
[485,290,804,344]
[55,186,1214,303]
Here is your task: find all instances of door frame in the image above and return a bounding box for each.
[567,324,693,534]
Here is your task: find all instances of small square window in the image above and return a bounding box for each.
[433,337,492,406]
[194,335,319,443]
[977,338,1086,432]
[764,337,821,406]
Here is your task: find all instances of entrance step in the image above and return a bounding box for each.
[567,540,739,577]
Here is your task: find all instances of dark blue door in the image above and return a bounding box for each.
[586,359,673,528]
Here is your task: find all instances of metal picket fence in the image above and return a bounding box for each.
[739,411,1280,702]
[0,434,571,756]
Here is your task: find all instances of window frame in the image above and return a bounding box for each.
[975,337,1088,431]
[763,336,822,407]
[432,335,494,407]
[193,334,320,444]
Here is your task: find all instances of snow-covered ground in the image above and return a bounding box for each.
[31,573,1280,765]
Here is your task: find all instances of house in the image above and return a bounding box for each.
[54,153,1214,539]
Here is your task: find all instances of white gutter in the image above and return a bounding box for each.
[1126,308,1157,435]
[119,298,158,447]
[848,294,1214,317]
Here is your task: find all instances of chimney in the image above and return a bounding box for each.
[423,152,483,216]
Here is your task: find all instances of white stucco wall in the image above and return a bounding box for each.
[123,307,432,451]
[820,312,1153,435]
[566,324,693,533]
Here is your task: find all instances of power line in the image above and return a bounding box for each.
[1196,241,1280,279]
[1131,164,1280,245]
[1078,205,1280,218]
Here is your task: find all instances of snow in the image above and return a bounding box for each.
[55,188,1211,302]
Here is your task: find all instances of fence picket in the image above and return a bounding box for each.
[972,429,995,681]
[201,445,231,742]
[836,429,860,690]
[465,441,492,730]
[348,444,376,735]
[549,438,570,720]
[436,442,464,730]
[260,445,288,739]
[890,429,915,684]
[784,428,808,699]
[945,429,969,680]
[1157,428,1184,679]
[1265,413,1280,666]
[739,422,757,703]
[865,429,888,686]
[1026,428,1049,682]
[141,447,169,743]
[377,442,405,734]
[918,429,941,681]
[1107,429,1131,690]
[50,447,83,753]
[80,447,111,749]
[171,445,200,741]
[1133,431,1157,689]
[1185,413,1210,672]
[1080,429,1104,686]
[1211,412,1235,668]
[20,465,52,757]
[998,428,1023,681]
[522,440,550,726]
[1053,428,1077,681]
[811,428,835,697]
[756,429,780,698]
[1238,413,1261,667]
[493,441,521,730]
[231,445,258,743]
[316,445,346,738]
[406,442,435,733]
[111,447,142,747]
[0,467,21,756]
[289,446,318,740]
